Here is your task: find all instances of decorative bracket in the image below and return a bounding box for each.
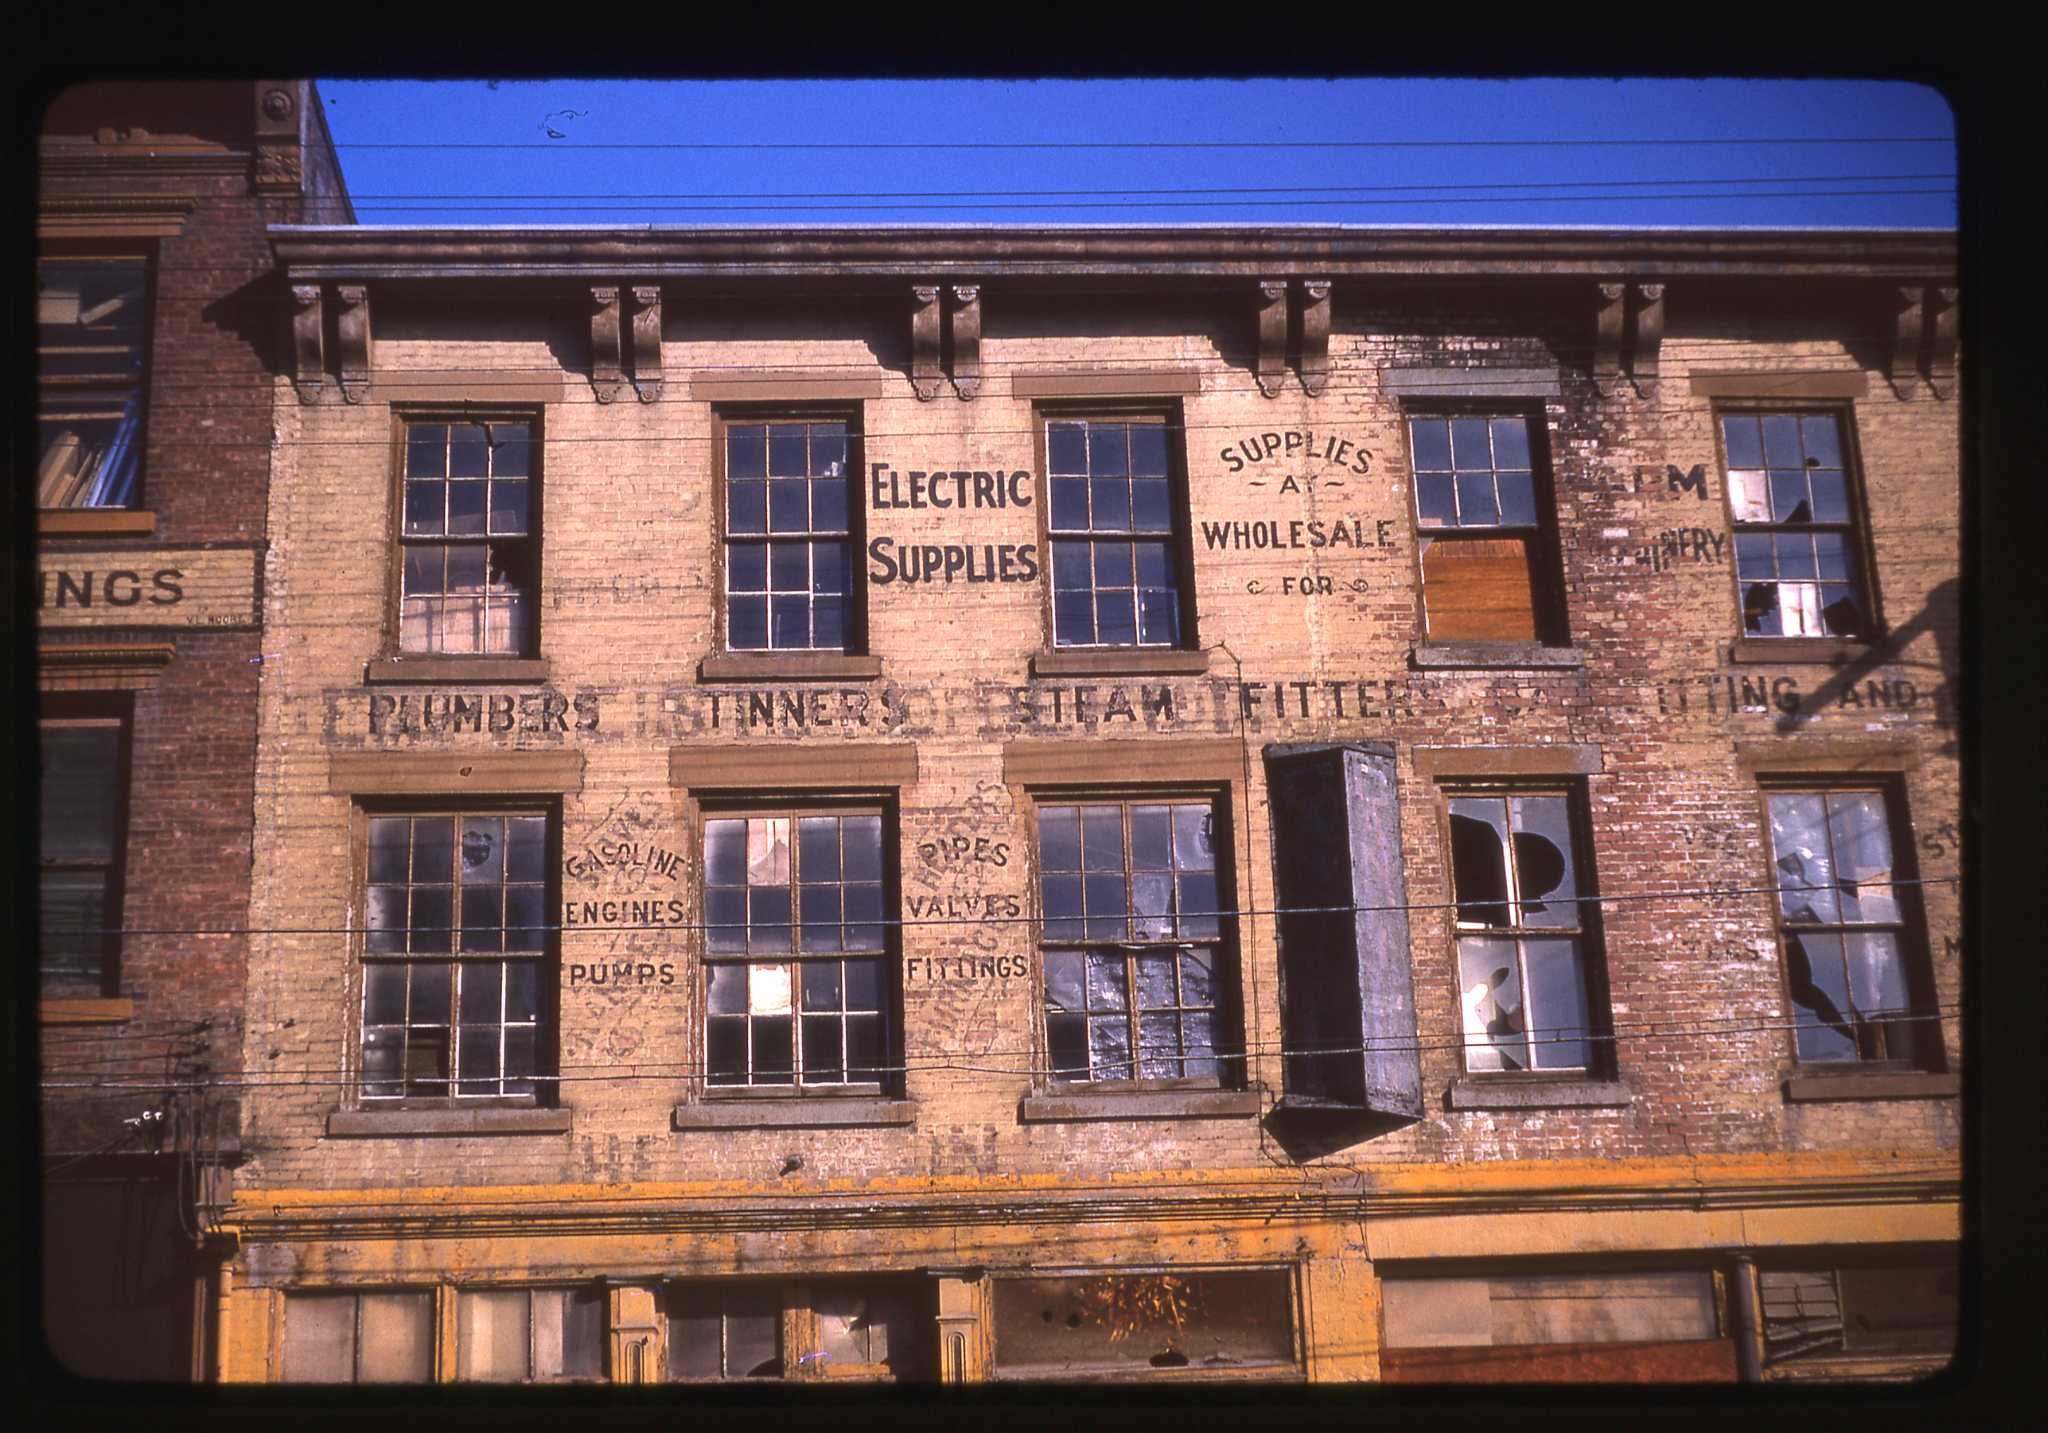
[1594,282,1628,384]
[289,284,324,403]
[1298,279,1332,397]
[1632,283,1665,386]
[334,285,371,404]
[1255,279,1289,398]
[1890,286,1926,394]
[629,286,664,403]
[1928,286,1959,399]
[1594,281,1663,391]
[590,285,626,404]
[949,285,982,400]
[910,285,944,401]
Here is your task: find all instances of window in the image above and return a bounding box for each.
[456,1287,605,1381]
[1722,411,1871,638]
[721,416,856,652]
[361,811,554,1100]
[1044,415,1191,648]
[39,699,130,993]
[1381,1272,1720,1349]
[701,809,892,1089]
[1406,413,1561,643]
[1763,788,1932,1065]
[398,418,536,655]
[665,1280,923,1381]
[36,255,147,509]
[1033,798,1229,1084]
[1758,1255,1958,1371]
[281,1291,434,1383]
[1444,789,1602,1074]
[992,1270,1296,1379]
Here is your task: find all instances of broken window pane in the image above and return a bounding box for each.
[1785,931,1858,1061]
[1521,937,1591,1070]
[747,817,790,886]
[1449,800,1511,928]
[992,1271,1296,1376]
[1458,935,1525,1071]
[1827,792,1897,923]
[1768,794,1840,925]
[816,1287,915,1370]
[1509,795,1577,927]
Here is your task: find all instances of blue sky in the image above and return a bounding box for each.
[315,79,1956,229]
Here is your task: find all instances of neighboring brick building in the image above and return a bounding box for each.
[219,226,1961,1384]
[32,81,350,1380]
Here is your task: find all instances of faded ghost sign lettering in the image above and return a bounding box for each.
[368,689,601,735]
[1199,518,1385,551]
[36,545,259,629]
[1219,429,1374,488]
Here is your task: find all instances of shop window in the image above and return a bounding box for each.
[991,1270,1296,1379]
[665,1280,922,1381]
[1722,411,1873,638]
[360,811,554,1100]
[1033,797,1231,1085]
[1407,413,1562,643]
[721,415,858,652]
[398,418,537,655]
[1762,787,1936,1066]
[1444,788,1604,1075]
[455,1287,605,1381]
[1044,415,1193,649]
[1759,1257,1958,1370]
[36,255,148,509]
[38,699,131,994]
[281,1291,434,1383]
[701,808,894,1090]
[1381,1272,1720,1349]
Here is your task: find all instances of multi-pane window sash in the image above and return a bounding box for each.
[38,714,127,989]
[1446,791,1596,1073]
[1045,418,1185,648]
[1764,789,1921,1063]
[702,811,889,1087]
[1408,415,1547,641]
[724,420,853,651]
[1035,800,1225,1083]
[1723,412,1868,638]
[400,421,535,655]
[36,257,146,509]
[362,813,550,1099]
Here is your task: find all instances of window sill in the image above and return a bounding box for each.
[1729,637,1877,666]
[1446,1078,1632,1111]
[672,1096,915,1130]
[364,655,552,684]
[1017,1087,1261,1123]
[1028,648,1210,679]
[40,997,133,1025]
[1782,1072,1958,1103]
[38,509,156,537]
[1410,643,1581,671]
[698,652,884,683]
[325,1105,572,1137]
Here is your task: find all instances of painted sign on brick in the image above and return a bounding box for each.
[36,544,260,629]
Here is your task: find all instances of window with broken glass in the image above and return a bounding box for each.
[38,700,130,995]
[1722,411,1872,638]
[36,255,148,509]
[1407,413,1563,643]
[1044,415,1191,649]
[1445,789,1602,1074]
[722,417,857,652]
[1763,788,1932,1065]
[361,811,553,1100]
[665,1280,922,1381]
[398,418,537,655]
[1034,798,1230,1084]
[992,1269,1297,1378]
[455,1287,606,1382]
[701,809,891,1090]
[1758,1256,1958,1370]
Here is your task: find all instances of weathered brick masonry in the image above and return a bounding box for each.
[221,229,1962,1384]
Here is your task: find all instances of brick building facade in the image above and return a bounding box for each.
[32,81,350,1380]
[217,226,1961,1383]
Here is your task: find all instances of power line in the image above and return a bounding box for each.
[326,137,1956,152]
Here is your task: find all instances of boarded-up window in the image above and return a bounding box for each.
[455,1287,605,1381]
[1408,414,1557,642]
[992,1271,1295,1378]
[1383,1273,1719,1348]
[282,1291,433,1383]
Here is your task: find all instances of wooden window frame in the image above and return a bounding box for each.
[1025,785,1243,1092]
[452,1284,608,1383]
[662,1277,927,1383]
[1754,777,1942,1073]
[38,692,134,997]
[1032,405,1201,654]
[695,797,900,1097]
[1434,779,1613,1080]
[280,1288,437,1384]
[1714,403,1884,642]
[988,1264,1303,1382]
[36,247,154,513]
[385,410,544,661]
[712,405,867,657]
[350,800,562,1108]
[1400,405,1568,647]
